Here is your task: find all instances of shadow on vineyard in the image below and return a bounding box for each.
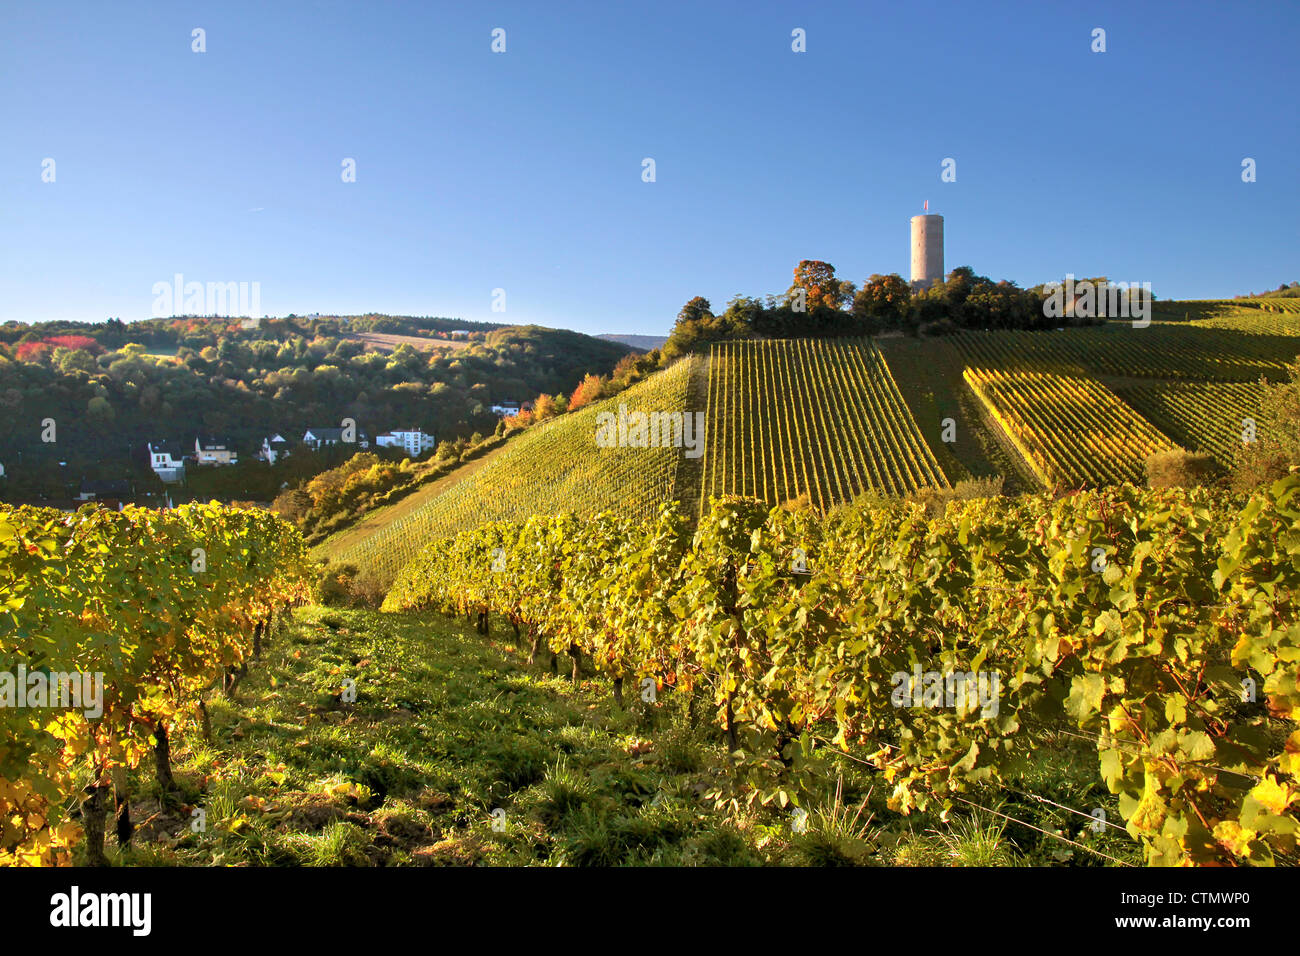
[97,606,1139,867]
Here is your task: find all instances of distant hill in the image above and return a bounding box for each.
[598,333,668,351]
[0,315,634,507]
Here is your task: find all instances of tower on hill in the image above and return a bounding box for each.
[910,213,944,291]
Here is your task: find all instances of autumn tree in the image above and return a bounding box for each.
[789,260,847,311]
[271,488,313,523]
[532,393,559,421]
[568,373,606,411]
[853,274,912,329]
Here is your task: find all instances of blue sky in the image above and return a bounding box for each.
[1,0,1296,335]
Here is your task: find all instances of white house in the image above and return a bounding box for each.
[375,428,436,456]
[195,436,238,466]
[303,427,369,451]
[148,441,186,483]
[490,403,521,417]
[259,434,290,465]
[0,462,5,478]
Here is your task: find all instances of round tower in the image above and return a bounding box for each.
[909,214,944,291]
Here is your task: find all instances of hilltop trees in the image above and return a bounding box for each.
[662,260,1071,358]
[788,260,851,311]
[1241,281,1300,299]
[853,274,912,331]
[906,266,1051,333]
[660,297,749,362]
[677,296,713,326]
[660,297,717,362]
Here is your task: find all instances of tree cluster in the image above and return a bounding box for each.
[662,260,1100,359]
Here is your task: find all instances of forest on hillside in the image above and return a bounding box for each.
[0,316,632,503]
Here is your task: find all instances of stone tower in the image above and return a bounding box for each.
[910,214,944,291]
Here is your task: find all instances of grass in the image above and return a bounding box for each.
[89,605,1145,867]
[877,335,1035,492]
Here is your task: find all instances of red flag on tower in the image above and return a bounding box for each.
[924,200,929,212]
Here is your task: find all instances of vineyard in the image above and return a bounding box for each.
[963,368,1175,488]
[7,313,1300,870]
[334,356,702,582]
[0,503,309,865]
[950,323,1294,382]
[330,311,1300,584]
[1193,307,1300,337]
[869,308,1300,490]
[1116,380,1269,469]
[700,338,948,510]
[385,475,1300,866]
[1151,296,1300,324]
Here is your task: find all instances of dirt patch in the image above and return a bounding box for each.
[373,812,439,850]
[411,835,484,866]
[348,332,471,353]
[128,795,198,846]
[285,792,351,830]
[413,788,456,813]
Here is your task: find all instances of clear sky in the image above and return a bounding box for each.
[1,0,1296,335]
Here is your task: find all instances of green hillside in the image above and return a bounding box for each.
[334,355,705,582]
[335,300,1300,582]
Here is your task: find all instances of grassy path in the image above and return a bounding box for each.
[879,336,1041,494]
[100,606,1137,867]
